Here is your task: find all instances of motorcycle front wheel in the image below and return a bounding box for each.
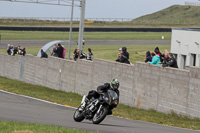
[73,107,85,122]
[92,106,108,124]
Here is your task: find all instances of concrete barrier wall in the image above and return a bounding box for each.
[0,53,5,77]
[135,62,190,115]
[91,59,137,106]
[187,67,200,118]
[60,59,77,92]
[0,53,21,80]
[0,53,200,118]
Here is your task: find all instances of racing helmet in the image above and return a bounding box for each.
[110,79,120,90]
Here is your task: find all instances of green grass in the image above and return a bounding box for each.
[0,45,171,64]
[0,121,94,133]
[1,13,200,27]
[0,76,82,107]
[2,5,200,27]
[0,30,171,40]
[133,5,200,26]
[0,76,200,130]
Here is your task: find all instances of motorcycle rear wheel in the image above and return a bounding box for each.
[73,108,85,122]
[92,106,108,124]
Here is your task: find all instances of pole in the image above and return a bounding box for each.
[68,0,74,59]
[78,0,86,51]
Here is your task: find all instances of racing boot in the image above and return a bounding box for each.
[79,95,88,111]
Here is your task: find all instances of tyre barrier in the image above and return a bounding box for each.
[0,26,172,32]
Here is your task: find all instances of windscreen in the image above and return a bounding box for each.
[107,90,118,101]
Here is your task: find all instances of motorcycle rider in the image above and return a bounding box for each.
[162,53,178,68]
[81,79,120,115]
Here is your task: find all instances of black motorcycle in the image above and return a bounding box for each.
[73,90,119,124]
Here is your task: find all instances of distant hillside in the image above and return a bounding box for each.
[132,5,200,25]
[1,5,200,27]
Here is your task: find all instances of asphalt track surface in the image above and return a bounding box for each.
[0,90,199,133]
[0,40,170,49]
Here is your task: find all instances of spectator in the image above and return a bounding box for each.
[147,52,161,66]
[12,47,18,56]
[86,48,93,61]
[154,46,163,62]
[82,38,85,48]
[18,46,22,54]
[116,48,122,62]
[119,47,130,64]
[74,49,79,61]
[161,50,170,65]
[74,48,77,54]
[73,49,87,61]
[145,51,152,63]
[162,53,178,68]
[41,49,48,58]
[154,47,161,57]
[51,44,58,57]
[56,43,64,58]
[7,44,14,55]
[62,45,65,58]
[21,48,26,56]
[79,50,87,59]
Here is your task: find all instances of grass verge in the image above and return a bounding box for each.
[0,30,171,40]
[0,45,170,64]
[0,121,93,133]
[0,18,200,27]
[0,76,200,130]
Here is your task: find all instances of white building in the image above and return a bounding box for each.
[171,28,200,69]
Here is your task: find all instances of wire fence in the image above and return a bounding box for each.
[0,17,133,22]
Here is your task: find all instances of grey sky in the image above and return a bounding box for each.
[0,0,196,19]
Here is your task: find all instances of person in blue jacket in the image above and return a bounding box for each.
[147,52,161,66]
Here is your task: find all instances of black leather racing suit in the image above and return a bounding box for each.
[87,83,120,115]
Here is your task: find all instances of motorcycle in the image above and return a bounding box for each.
[73,89,119,124]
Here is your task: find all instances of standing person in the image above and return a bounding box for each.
[145,51,152,63]
[73,49,86,61]
[147,52,161,66]
[154,47,161,57]
[161,50,170,65]
[18,46,22,55]
[12,47,18,56]
[154,47,163,62]
[162,53,178,68]
[73,49,79,61]
[116,48,122,62]
[119,47,130,64]
[7,44,14,55]
[7,47,10,55]
[62,45,66,58]
[56,43,64,58]
[41,49,48,58]
[51,44,58,57]
[82,38,85,48]
[86,48,93,61]
[21,48,26,56]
